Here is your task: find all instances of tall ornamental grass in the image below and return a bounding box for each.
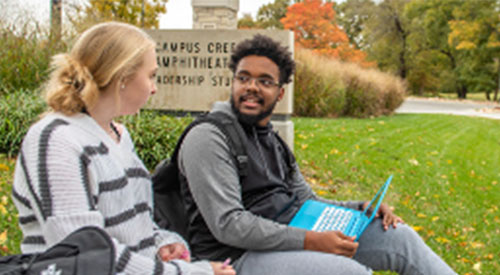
[294,48,407,118]
[0,88,46,157]
[0,21,68,93]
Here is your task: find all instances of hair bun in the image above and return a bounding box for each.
[45,54,98,115]
[58,54,93,92]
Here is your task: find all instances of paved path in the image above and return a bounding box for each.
[395,97,500,120]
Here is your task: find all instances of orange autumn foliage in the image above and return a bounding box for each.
[281,0,373,67]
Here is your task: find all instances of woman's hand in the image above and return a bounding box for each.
[362,202,404,230]
[158,243,191,262]
[210,261,237,275]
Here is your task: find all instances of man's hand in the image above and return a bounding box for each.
[158,243,191,262]
[362,202,404,230]
[304,230,358,257]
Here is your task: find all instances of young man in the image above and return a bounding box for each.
[177,34,456,275]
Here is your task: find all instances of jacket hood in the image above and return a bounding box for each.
[211,101,237,119]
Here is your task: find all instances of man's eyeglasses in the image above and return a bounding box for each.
[233,75,280,89]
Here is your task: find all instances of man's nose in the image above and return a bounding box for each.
[246,77,260,90]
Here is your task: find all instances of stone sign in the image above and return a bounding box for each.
[144,29,295,149]
[144,29,294,116]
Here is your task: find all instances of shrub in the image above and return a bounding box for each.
[294,48,407,118]
[0,89,191,170]
[0,88,46,156]
[118,111,192,170]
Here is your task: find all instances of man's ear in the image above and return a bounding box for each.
[278,87,285,101]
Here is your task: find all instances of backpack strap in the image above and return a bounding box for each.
[152,113,214,193]
[272,130,296,171]
[161,111,248,183]
[204,112,248,177]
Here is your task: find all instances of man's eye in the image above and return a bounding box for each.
[237,75,249,82]
[259,79,273,86]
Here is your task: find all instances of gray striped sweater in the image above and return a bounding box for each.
[12,112,212,275]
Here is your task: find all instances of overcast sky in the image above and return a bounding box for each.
[2,0,274,29]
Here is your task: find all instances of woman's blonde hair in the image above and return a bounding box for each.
[45,22,156,115]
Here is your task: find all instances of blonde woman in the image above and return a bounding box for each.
[12,22,235,275]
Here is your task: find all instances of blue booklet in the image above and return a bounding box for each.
[289,175,393,241]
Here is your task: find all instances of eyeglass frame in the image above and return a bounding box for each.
[233,74,281,89]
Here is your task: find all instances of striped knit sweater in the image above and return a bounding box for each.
[12,112,212,275]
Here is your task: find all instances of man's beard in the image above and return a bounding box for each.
[230,93,278,126]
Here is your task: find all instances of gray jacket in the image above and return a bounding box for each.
[178,101,363,260]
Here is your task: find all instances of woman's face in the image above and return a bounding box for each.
[119,48,158,115]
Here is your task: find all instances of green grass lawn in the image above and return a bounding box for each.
[1,113,499,274]
[0,155,20,255]
[294,113,500,274]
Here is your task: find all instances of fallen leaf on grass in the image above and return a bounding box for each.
[317,190,327,196]
[412,226,423,232]
[0,164,9,171]
[0,204,7,215]
[1,196,8,205]
[417,213,427,218]
[0,231,7,245]
[435,236,450,244]
[470,242,485,249]
[473,262,481,273]
[329,148,339,155]
[408,159,419,166]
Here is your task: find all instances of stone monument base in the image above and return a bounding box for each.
[272,120,294,152]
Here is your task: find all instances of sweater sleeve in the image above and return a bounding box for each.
[178,123,306,251]
[16,119,213,275]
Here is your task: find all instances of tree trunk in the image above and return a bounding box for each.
[394,17,407,79]
[457,85,467,99]
[496,60,500,102]
[50,0,62,42]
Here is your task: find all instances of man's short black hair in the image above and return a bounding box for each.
[229,34,295,85]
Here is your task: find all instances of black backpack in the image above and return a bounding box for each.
[152,111,249,240]
[0,226,114,275]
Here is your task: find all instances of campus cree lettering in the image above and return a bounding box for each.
[156,42,201,53]
[154,40,234,87]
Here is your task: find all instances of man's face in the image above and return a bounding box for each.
[230,55,284,126]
